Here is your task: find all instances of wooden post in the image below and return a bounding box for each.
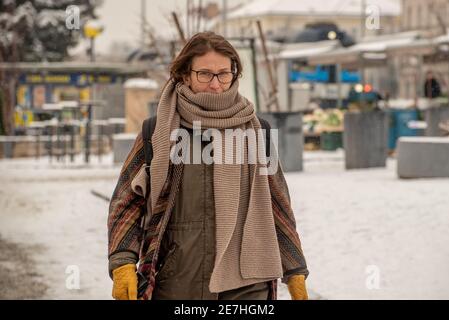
[172,12,187,45]
[56,123,61,162]
[197,0,203,33]
[70,123,75,163]
[222,0,228,37]
[62,124,67,163]
[336,63,343,108]
[256,20,280,112]
[35,127,40,160]
[85,103,92,164]
[48,124,53,164]
[249,38,260,112]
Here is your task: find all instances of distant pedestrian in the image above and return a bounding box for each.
[424,71,441,99]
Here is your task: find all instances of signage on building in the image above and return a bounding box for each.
[18,73,121,86]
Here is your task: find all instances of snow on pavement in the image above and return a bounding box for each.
[287,150,449,299]
[0,154,118,300]
[0,151,448,299]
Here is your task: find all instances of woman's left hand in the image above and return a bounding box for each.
[287,274,309,300]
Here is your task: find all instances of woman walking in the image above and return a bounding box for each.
[107,31,309,300]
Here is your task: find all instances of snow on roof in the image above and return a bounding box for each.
[279,40,340,59]
[123,78,158,90]
[398,137,449,144]
[229,0,401,19]
[436,30,449,44]
[306,31,423,65]
[58,101,79,109]
[113,133,138,140]
[37,9,65,28]
[107,118,126,125]
[352,32,420,52]
[42,103,63,111]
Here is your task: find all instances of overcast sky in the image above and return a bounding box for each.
[87,0,249,54]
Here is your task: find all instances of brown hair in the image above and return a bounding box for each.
[169,31,242,84]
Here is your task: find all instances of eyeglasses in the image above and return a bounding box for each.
[191,70,235,84]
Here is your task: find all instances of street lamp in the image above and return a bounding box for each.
[83,20,104,62]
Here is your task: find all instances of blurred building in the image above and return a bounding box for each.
[1,62,148,125]
[400,0,449,36]
[211,0,401,41]
[395,0,449,99]
[123,78,159,133]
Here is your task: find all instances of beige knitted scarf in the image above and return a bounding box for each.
[150,79,283,292]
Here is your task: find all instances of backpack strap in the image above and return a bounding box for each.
[141,116,157,180]
[257,116,271,158]
[137,116,156,298]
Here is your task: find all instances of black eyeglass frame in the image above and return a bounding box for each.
[190,69,236,84]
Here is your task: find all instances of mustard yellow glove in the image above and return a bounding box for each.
[287,274,309,300]
[112,264,138,300]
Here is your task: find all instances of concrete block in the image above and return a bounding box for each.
[397,137,449,178]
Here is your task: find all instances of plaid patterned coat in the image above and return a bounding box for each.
[108,131,309,300]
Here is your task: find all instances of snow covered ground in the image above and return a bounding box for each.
[0,150,448,300]
[0,154,117,300]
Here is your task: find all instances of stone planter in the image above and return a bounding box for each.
[257,112,303,172]
[343,111,389,169]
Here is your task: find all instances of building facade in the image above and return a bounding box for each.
[212,0,402,41]
[396,0,449,99]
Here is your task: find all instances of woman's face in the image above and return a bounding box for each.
[183,50,233,94]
